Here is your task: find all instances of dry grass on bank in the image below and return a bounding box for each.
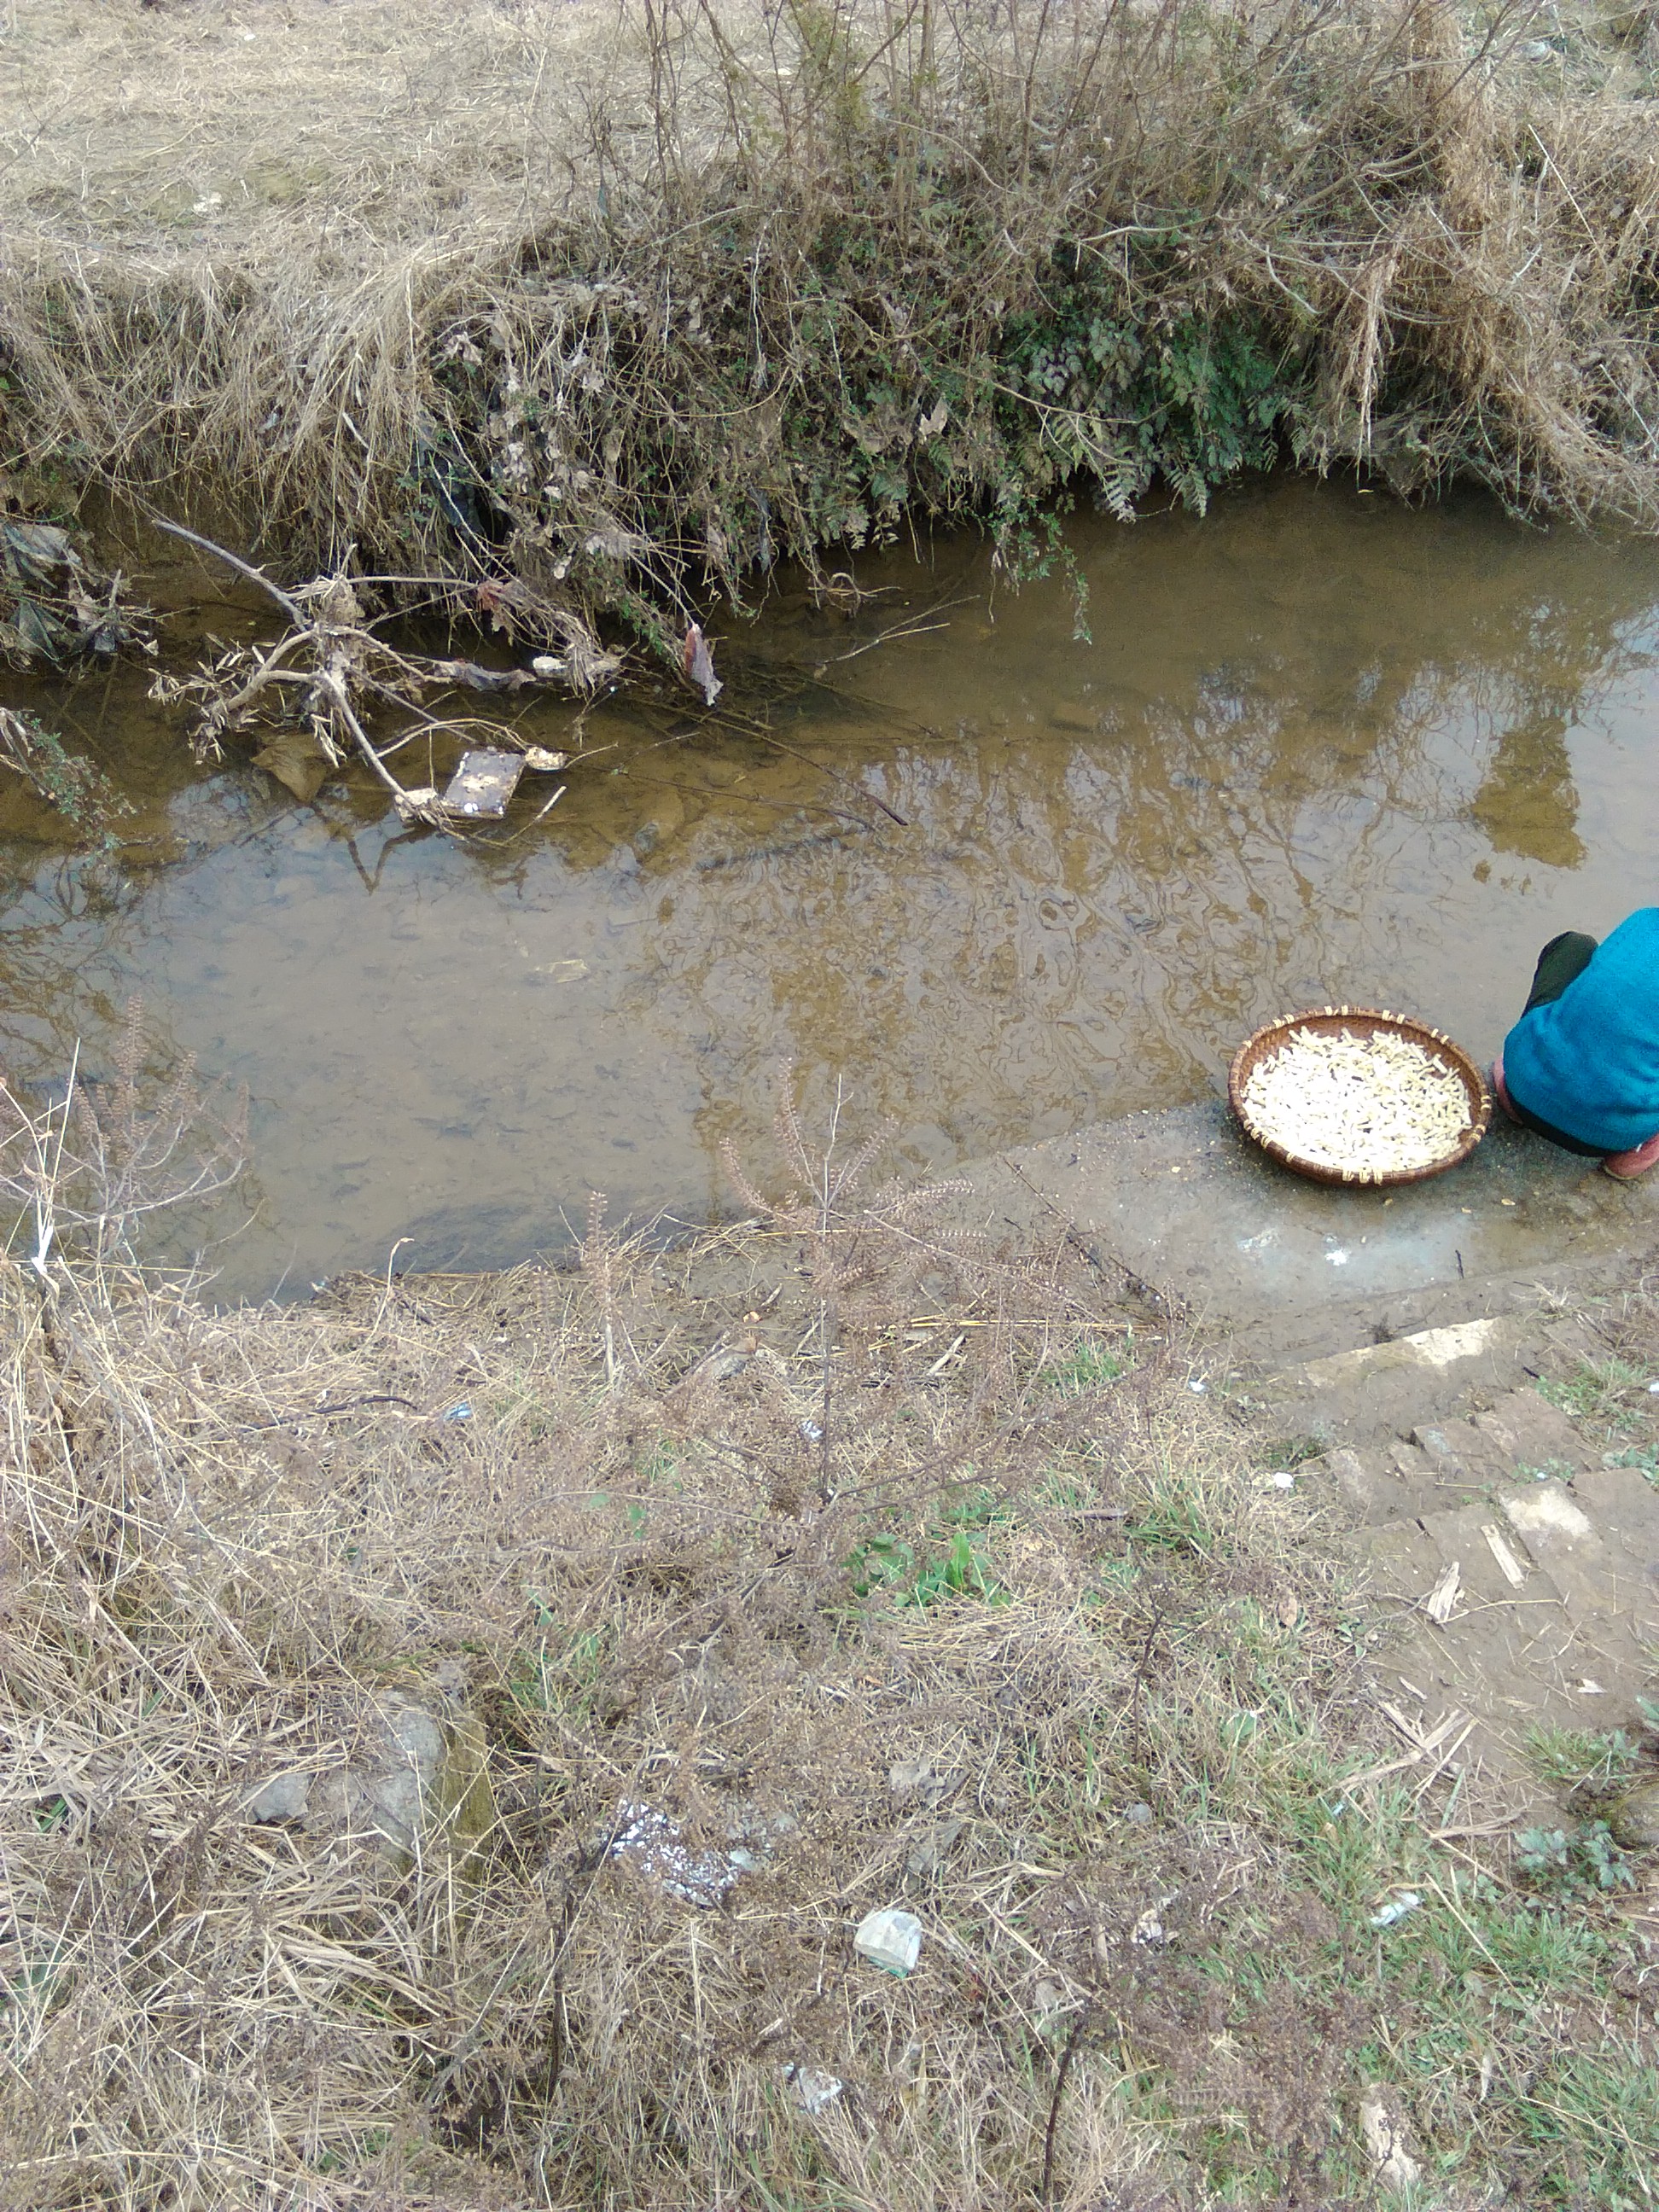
[3,1068,1658,2209]
[0,0,619,253]
[4,1,1659,677]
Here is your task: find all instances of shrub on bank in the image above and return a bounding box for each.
[2,1,1658,674]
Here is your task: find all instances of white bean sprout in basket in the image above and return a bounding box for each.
[1239,1024,1474,1178]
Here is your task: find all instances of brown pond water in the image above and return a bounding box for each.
[5,475,1659,1298]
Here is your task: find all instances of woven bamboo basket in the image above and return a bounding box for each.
[1228,1006,1491,1188]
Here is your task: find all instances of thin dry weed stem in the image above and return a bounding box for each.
[1,1002,247,1285]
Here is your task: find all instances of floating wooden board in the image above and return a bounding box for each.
[442,748,526,820]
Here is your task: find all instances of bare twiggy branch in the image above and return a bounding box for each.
[146,521,598,833]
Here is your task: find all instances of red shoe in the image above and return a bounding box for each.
[1488,1057,1522,1126]
[1603,1131,1659,1181]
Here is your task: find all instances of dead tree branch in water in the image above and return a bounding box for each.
[148,521,610,834]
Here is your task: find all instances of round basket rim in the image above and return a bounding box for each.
[1227,1005,1493,1189]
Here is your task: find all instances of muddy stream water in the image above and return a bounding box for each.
[6,476,1659,1300]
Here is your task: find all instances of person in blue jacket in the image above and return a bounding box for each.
[1492,909,1659,1180]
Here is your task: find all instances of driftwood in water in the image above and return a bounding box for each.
[148,521,591,834]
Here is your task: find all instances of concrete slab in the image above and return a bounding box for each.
[1309,1445,1421,1524]
[1472,1393,1587,1473]
[960,1097,1659,1330]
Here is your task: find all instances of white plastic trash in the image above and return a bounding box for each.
[853,1905,923,1976]
[785,2064,843,2114]
[606,1800,738,1907]
[1369,1889,1423,1930]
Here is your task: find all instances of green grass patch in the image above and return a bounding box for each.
[1525,1724,1642,1793]
[1041,1338,1132,1396]
[1538,1359,1649,1423]
[508,1602,614,1718]
[850,1525,1008,1608]
[1516,1819,1638,1898]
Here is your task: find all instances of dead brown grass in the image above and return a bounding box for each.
[6,1061,1659,2206]
[0,1061,1401,2210]
[3,2,1659,677]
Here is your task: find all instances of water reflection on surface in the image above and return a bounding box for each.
[3,476,1659,1296]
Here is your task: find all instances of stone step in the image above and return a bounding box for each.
[1235,1251,1659,1809]
[1505,1478,1659,1650]
[1260,1314,1536,1445]
[1413,1388,1588,1491]
[1301,1386,1592,1527]
[1252,1303,1616,1456]
[1466,1388,1588,1477]
[1312,1442,1478,1525]
[1229,1254,1624,1379]
[1574,1462,1659,1571]
[1569,1465,1659,1647]
[1324,1361,1659,1810]
[1342,1476,1658,1707]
